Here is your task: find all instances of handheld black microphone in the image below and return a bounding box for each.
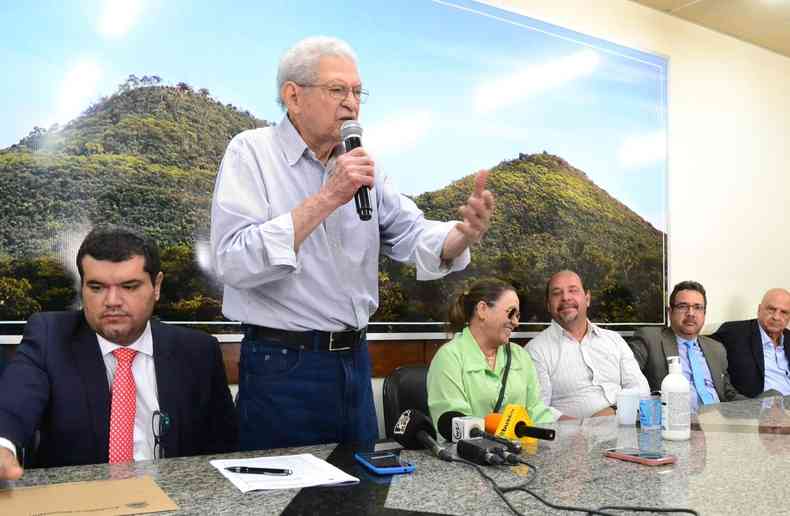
[392,409,453,461]
[340,120,372,221]
[437,412,521,454]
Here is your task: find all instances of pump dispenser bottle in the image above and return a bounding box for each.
[661,356,690,441]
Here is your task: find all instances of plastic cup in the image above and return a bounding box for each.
[616,425,639,449]
[616,389,640,426]
[639,394,661,430]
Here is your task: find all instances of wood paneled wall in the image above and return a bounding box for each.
[1,338,535,384]
[220,340,446,384]
[211,337,532,383]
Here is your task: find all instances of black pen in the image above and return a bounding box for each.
[225,466,292,476]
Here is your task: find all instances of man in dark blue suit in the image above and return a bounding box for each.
[712,288,790,398]
[0,226,238,480]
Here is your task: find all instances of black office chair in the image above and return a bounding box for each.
[382,364,429,438]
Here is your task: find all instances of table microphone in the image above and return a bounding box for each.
[392,409,453,461]
[437,412,521,453]
[456,437,506,466]
[485,412,556,441]
[340,120,372,221]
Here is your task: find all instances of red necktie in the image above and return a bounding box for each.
[109,348,138,464]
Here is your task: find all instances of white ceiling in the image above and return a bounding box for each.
[631,0,790,58]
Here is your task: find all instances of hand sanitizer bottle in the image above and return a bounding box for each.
[661,356,690,441]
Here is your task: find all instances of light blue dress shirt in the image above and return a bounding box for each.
[758,324,790,395]
[675,336,720,413]
[210,115,469,331]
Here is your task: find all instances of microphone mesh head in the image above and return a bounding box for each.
[392,409,436,449]
[340,120,363,141]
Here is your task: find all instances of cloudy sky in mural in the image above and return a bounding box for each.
[0,0,667,230]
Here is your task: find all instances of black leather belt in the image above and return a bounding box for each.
[245,325,367,352]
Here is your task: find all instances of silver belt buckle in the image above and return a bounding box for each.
[328,332,351,352]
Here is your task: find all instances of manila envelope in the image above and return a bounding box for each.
[0,475,178,516]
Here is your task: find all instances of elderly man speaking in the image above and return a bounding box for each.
[211,36,494,450]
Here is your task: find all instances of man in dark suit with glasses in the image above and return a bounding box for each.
[0,225,238,480]
[631,281,742,413]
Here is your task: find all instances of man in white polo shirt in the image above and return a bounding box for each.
[527,270,648,419]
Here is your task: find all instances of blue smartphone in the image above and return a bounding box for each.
[354,451,415,475]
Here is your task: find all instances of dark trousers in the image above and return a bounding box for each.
[237,328,378,451]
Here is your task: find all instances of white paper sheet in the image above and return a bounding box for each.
[211,454,359,492]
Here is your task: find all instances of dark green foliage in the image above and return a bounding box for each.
[157,243,223,321]
[0,278,41,320]
[0,82,270,257]
[0,256,77,312]
[0,82,268,320]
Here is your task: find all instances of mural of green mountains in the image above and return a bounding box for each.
[0,79,664,324]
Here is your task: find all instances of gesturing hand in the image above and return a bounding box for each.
[455,170,495,245]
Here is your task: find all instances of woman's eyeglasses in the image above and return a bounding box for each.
[152,410,171,460]
[485,302,521,321]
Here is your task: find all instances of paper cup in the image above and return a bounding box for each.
[616,389,640,426]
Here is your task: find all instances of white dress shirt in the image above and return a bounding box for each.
[98,321,159,461]
[0,322,159,462]
[210,115,469,331]
[527,320,649,419]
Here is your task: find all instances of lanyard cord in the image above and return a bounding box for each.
[493,342,512,413]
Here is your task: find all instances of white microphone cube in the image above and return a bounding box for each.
[451,416,484,442]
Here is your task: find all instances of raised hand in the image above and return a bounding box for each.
[455,169,495,246]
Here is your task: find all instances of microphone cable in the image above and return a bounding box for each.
[444,454,700,516]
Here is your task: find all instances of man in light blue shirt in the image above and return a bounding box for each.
[759,321,790,394]
[211,36,494,450]
[632,281,742,412]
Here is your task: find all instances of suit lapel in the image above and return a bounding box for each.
[71,315,110,464]
[660,328,680,374]
[698,336,724,398]
[152,320,181,457]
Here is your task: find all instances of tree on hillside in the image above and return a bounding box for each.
[0,278,41,320]
[18,126,48,151]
